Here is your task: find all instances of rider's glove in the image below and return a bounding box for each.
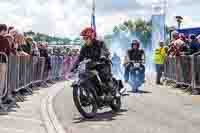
[70,68,75,73]
[70,65,77,73]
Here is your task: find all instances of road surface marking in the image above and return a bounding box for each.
[0,115,43,124]
[0,127,38,133]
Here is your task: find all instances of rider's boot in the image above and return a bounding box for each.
[132,88,138,93]
[131,83,139,93]
[135,87,139,93]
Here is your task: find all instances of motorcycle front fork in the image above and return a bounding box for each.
[130,73,141,92]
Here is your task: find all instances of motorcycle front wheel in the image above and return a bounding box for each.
[73,86,98,119]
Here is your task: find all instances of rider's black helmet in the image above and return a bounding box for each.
[131,39,140,48]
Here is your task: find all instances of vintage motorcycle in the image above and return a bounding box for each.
[71,58,124,119]
[127,60,145,92]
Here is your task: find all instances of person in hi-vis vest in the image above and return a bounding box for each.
[153,41,167,85]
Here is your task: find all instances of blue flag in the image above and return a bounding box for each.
[91,14,96,31]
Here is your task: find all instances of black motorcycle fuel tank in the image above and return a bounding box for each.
[77,71,100,88]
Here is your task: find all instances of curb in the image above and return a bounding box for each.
[41,82,66,133]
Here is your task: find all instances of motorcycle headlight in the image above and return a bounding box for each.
[135,63,140,68]
[135,70,139,74]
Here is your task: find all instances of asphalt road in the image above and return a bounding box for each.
[53,77,200,133]
[0,86,49,133]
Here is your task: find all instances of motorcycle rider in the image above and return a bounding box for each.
[124,40,145,92]
[71,27,116,95]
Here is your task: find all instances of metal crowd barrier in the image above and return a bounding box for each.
[8,56,46,92]
[61,56,73,79]
[58,56,65,79]
[193,55,200,89]
[164,51,200,90]
[0,52,8,99]
[49,55,63,80]
[50,55,68,80]
[0,52,78,99]
[176,55,192,85]
[164,57,177,81]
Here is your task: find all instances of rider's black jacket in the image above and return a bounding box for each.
[127,48,145,61]
[72,39,112,89]
[73,39,111,75]
[78,40,109,63]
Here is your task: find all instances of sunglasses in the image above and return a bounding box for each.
[132,43,139,45]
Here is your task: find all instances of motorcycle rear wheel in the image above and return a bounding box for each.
[73,86,98,119]
[110,97,121,112]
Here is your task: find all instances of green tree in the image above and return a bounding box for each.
[134,19,147,32]
[104,34,113,49]
[119,24,128,32]
[133,19,152,47]
[113,26,120,35]
[24,30,35,37]
[123,20,135,32]
[63,38,71,44]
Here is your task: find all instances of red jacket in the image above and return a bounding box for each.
[0,35,11,55]
[168,40,180,57]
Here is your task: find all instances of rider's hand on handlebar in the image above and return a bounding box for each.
[70,68,76,73]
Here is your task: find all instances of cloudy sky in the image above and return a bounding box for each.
[0,0,200,37]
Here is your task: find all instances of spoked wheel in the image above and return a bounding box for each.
[2,84,8,99]
[110,97,121,112]
[73,86,97,119]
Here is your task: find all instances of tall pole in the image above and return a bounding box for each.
[176,16,183,29]
[152,0,166,49]
[91,0,96,32]
[178,22,181,29]
[163,0,167,42]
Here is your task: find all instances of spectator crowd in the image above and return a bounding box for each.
[0,24,80,58]
[167,30,200,56]
[153,30,200,95]
[0,24,80,112]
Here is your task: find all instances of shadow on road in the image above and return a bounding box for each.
[73,109,128,123]
[128,90,151,94]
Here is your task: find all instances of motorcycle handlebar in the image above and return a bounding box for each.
[127,60,145,64]
[79,59,91,65]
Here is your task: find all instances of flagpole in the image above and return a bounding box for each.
[92,0,95,15]
[91,0,96,33]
